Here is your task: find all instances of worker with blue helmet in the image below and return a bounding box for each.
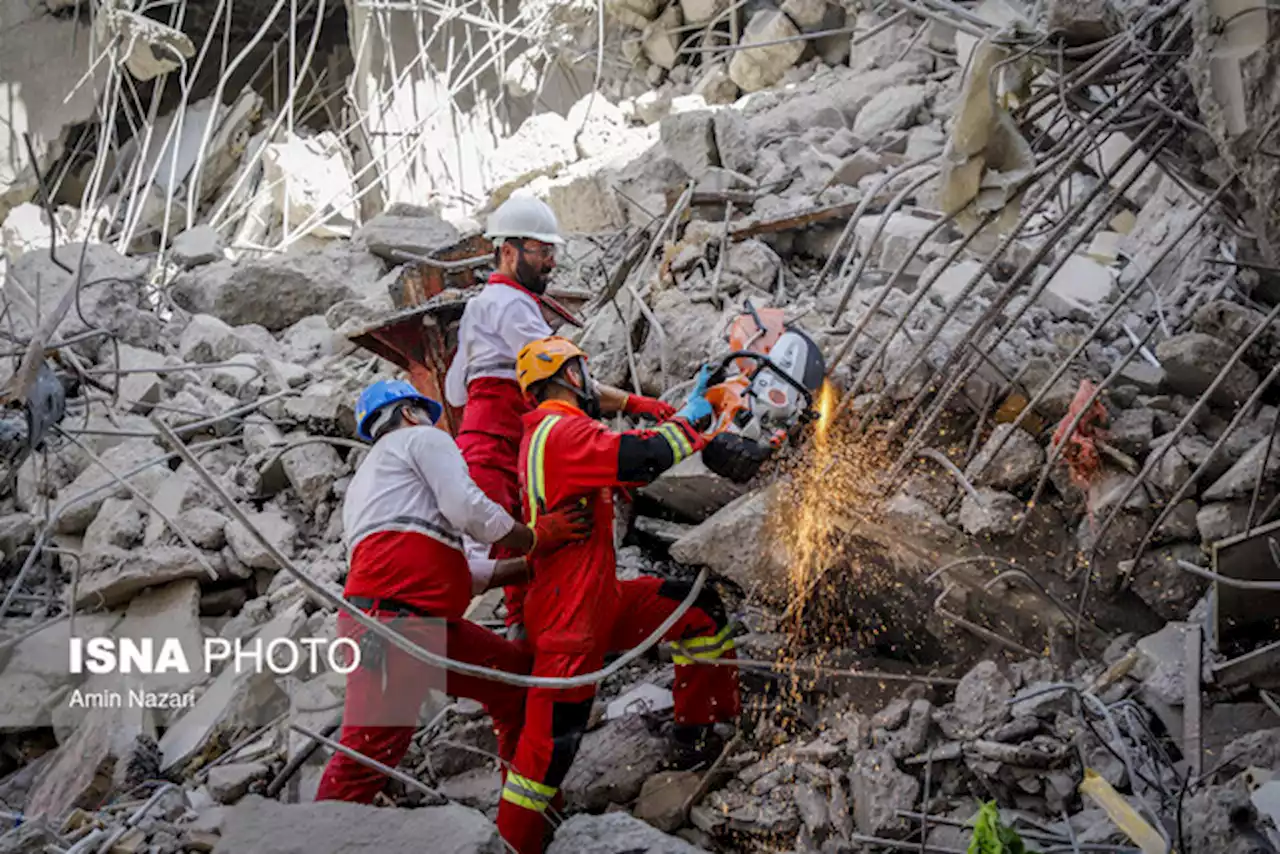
[315,375,591,804]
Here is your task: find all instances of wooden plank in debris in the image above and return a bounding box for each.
[729,201,867,240]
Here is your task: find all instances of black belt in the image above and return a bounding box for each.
[348,596,432,618]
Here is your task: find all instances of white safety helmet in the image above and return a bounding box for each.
[484,195,565,247]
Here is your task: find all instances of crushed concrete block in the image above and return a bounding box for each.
[882,492,964,550]
[208,762,270,804]
[1046,0,1119,43]
[55,439,169,535]
[1130,544,1209,622]
[354,205,460,262]
[831,148,885,186]
[225,510,297,570]
[680,0,726,22]
[209,353,267,399]
[1107,408,1155,456]
[262,131,357,239]
[114,344,168,414]
[692,63,738,104]
[550,811,707,853]
[74,546,235,609]
[958,487,1023,537]
[966,423,1044,491]
[1155,332,1259,409]
[172,245,385,332]
[607,0,662,29]
[729,10,806,93]
[213,794,504,853]
[173,508,227,555]
[1195,501,1250,546]
[642,5,683,70]
[954,661,1013,733]
[633,771,701,832]
[1117,360,1165,394]
[179,315,259,364]
[1191,300,1280,370]
[639,455,748,522]
[278,433,344,510]
[1203,436,1280,501]
[849,749,918,838]
[670,485,791,599]
[282,381,356,436]
[82,497,145,552]
[160,606,306,772]
[854,212,936,272]
[24,705,154,821]
[0,613,122,731]
[852,85,929,139]
[1152,498,1199,543]
[782,0,827,29]
[660,110,720,179]
[564,716,669,811]
[171,226,226,268]
[0,512,35,560]
[1039,254,1115,318]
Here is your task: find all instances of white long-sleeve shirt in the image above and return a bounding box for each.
[444,280,552,407]
[343,425,515,593]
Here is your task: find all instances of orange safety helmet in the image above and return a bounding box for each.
[516,336,589,394]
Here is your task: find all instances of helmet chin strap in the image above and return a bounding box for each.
[549,359,600,417]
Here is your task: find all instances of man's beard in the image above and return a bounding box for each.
[515,257,550,294]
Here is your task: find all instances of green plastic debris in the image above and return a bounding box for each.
[967,801,1038,854]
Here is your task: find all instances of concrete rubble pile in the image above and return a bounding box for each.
[2,0,1280,847]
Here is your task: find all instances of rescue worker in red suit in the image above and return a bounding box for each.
[445,195,675,640]
[496,337,741,853]
[315,378,591,804]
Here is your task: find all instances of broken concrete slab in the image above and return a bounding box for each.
[160,605,306,772]
[966,423,1045,491]
[550,811,707,853]
[852,85,930,140]
[1196,501,1251,546]
[1155,332,1259,409]
[954,660,1013,733]
[564,716,669,812]
[1129,543,1209,622]
[24,704,154,822]
[660,110,720,179]
[207,762,270,804]
[212,794,504,853]
[74,546,234,610]
[225,510,298,570]
[171,226,227,268]
[81,497,145,552]
[179,314,261,364]
[958,487,1023,537]
[670,485,791,599]
[354,205,460,262]
[634,771,701,832]
[638,455,749,523]
[173,245,386,332]
[55,439,170,535]
[1039,254,1115,318]
[1203,436,1280,502]
[0,613,122,731]
[729,10,806,93]
[849,749,919,838]
[114,344,170,414]
[279,435,344,510]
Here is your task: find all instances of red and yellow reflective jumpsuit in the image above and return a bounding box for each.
[496,400,741,853]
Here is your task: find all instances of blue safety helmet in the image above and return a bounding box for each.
[355,379,443,442]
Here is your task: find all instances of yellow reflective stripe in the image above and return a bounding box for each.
[671,636,735,665]
[501,788,549,812]
[508,772,557,798]
[658,423,694,462]
[525,415,561,524]
[680,624,735,650]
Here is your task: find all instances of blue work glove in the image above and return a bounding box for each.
[673,365,714,427]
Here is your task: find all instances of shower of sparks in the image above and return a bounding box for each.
[769,382,890,636]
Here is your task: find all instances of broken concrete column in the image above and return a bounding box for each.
[729,10,806,93]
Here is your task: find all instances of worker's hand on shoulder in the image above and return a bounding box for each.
[624,393,677,422]
[530,500,593,555]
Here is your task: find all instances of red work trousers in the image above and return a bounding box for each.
[315,612,530,804]
[496,577,740,854]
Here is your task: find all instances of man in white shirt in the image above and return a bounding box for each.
[314,378,590,804]
[445,194,675,638]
